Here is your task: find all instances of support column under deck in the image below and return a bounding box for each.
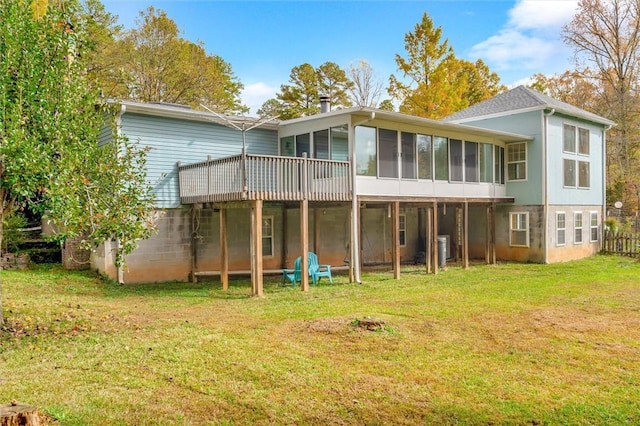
[300,199,309,291]
[391,201,400,279]
[250,200,264,296]
[220,208,228,290]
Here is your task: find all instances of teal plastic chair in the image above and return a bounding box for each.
[282,252,333,286]
[308,252,332,285]
[282,256,302,285]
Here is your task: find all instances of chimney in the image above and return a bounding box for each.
[320,96,330,113]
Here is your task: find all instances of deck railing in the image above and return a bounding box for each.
[178,153,351,203]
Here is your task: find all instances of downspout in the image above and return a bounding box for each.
[542,108,554,264]
[350,111,376,284]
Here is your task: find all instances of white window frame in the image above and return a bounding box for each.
[578,160,590,189]
[556,212,566,246]
[574,212,583,244]
[399,213,406,247]
[262,216,274,257]
[510,212,529,247]
[563,124,576,153]
[578,128,590,155]
[590,211,599,242]
[563,158,576,188]
[506,142,527,181]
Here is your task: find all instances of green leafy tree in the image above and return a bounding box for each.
[261,61,353,120]
[317,61,353,110]
[389,13,504,119]
[0,0,155,325]
[115,7,246,113]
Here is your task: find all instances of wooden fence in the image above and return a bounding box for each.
[602,231,640,257]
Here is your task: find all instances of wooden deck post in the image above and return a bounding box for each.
[314,207,321,257]
[300,153,309,291]
[463,201,469,269]
[250,199,264,296]
[427,207,432,274]
[391,201,400,279]
[491,203,497,265]
[300,199,309,291]
[485,205,491,265]
[220,208,228,290]
[348,204,354,282]
[433,202,439,274]
[282,206,288,269]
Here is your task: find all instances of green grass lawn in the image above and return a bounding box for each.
[1,255,639,425]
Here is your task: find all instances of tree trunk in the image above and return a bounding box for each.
[0,402,47,426]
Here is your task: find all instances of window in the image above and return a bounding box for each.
[465,141,479,183]
[378,129,398,178]
[399,214,406,246]
[510,212,529,247]
[507,142,527,180]
[313,129,329,159]
[480,143,493,183]
[450,139,463,182]
[563,124,576,153]
[330,125,349,161]
[578,161,590,188]
[563,159,576,187]
[494,145,505,184]
[574,212,583,244]
[417,134,432,179]
[590,211,598,242]
[401,132,416,179]
[280,136,294,156]
[295,134,310,157]
[355,126,376,176]
[434,136,449,181]
[557,212,566,246]
[262,217,274,256]
[579,128,590,155]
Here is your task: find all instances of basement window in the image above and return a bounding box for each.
[510,212,529,247]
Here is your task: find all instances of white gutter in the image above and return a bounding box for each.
[350,111,376,284]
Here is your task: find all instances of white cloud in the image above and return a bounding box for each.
[241,82,278,115]
[469,0,579,81]
[508,0,579,31]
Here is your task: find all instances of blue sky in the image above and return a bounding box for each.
[101,0,580,113]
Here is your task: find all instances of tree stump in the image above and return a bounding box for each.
[0,401,47,426]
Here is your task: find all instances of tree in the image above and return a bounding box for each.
[317,61,353,110]
[113,7,246,113]
[260,61,353,120]
[563,0,640,213]
[0,0,155,325]
[348,60,384,107]
[389,13,505,119]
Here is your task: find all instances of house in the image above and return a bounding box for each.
[445,86,614,263]
[92,87,613,293]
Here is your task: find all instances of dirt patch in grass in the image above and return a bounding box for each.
[297,317,353,334]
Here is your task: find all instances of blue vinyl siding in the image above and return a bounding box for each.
[459,111,544,205]
[121,113,278,208]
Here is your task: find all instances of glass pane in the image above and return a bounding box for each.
[313,129,329,159]
[465,141,478,182]
[480,143,493,183]
[579,161,590,188]
[512,230,527,246]
[401,132,416,179]
[417,134,432,179]
[262,237,273,256]
[330,125,349,161]
[355,126,376,176]
[450,139,463,182]
[579,128,590,155]
[378,128,398,178]
[296,134,310,157]
[563,124,576,153]
[499,147,505,184]
[564,159,576,187]
[434,136,449,181]
[280,136,294,156]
